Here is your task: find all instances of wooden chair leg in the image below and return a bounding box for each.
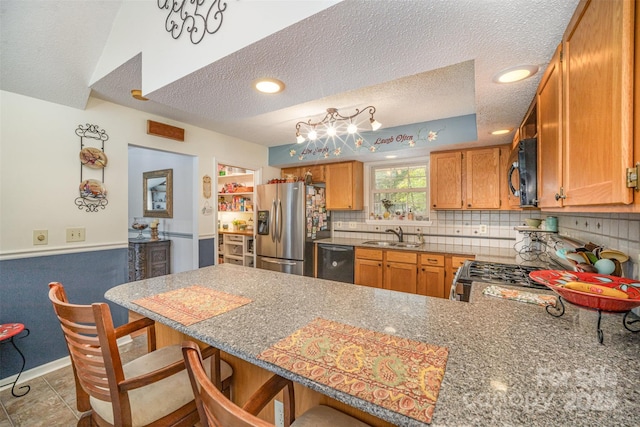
[77,411,92,427]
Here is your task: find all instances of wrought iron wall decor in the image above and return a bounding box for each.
[75,124,109,212]
[157,0,227,45]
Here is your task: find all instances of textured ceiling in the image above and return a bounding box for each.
[1,0,581,156]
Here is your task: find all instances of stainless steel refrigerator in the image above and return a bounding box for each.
[256,182,329,276]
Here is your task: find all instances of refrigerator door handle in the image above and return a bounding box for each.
[270,199,277,242]
[277,199,283,242]
[261,257,297,266]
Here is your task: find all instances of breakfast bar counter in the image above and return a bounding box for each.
[105,264,639,426]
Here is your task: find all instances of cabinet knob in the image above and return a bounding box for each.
[432,204,436,208]
[378,263,382,267]
[467,204,472,207]
[554,193,566,201]
[421,268,425,272]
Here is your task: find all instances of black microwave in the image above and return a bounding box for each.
[508,138,538,207]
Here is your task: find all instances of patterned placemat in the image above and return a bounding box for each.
[133,285,252,326]
[482,285,557,306]
[257,318,448,424]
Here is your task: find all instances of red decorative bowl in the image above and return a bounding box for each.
[529,270,640,312]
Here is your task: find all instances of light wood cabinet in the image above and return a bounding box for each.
[465,147,501,209]
[561,0,635,207]
[354,248,383,288]
[430,151,462,209]
[280,167,300,179]
[536,43,564,209]
[281,165,326,183]
[384,251,418,294]
[325,161,363,210]
[500,145,520,210]
[431,146,506,210]
[417,254,445,298]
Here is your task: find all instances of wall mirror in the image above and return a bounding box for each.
[143,169,173,218]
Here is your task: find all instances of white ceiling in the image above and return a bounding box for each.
[1,0,580,160]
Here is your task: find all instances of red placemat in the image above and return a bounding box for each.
[133,285,252,326]
[257,318,448,424]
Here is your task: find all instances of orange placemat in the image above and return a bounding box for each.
[133,285,252,326]
[257,318,448,424]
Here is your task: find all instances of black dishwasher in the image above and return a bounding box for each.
[317,244,354,284]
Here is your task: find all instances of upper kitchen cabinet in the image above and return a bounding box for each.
[465,147,501,209]
[537,44,564,209]
[325,161,363,210]
[281,165,326,183]
[430,151,462,209]
[431,145,507,210]
[559,0,635,207]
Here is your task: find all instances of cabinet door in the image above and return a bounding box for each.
[281,167,301,179]
[537,44,564,208]
[500,144,519,210]
[326,161,363,210]
[466,148,501,209]
[355,258,383,288]
[303,165,326,183]
[384,262,417,294]
[430,151,462,209]
[417,265,445,298]
[562,0,634,206]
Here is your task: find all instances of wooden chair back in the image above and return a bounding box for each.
[48,282,133,422]
[182,341,295,427]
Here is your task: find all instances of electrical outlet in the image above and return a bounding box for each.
[33,230,48,245]
[479,224,487,234]
[66,227,85,242]
[348,221,357,229]
[274,400,284,427]
[335,221,343,229]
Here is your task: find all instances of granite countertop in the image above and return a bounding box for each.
[105,264,639,427]
[315,237,528,264]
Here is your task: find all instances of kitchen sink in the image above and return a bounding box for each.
[362,240,395,247]
[362,240,423,248]
[394,242,423,248]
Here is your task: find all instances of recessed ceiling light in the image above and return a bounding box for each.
[131,89,149,101]
[253,78,285,94]
[385,155,397,159]
[493,65,539,84]
[491,128,513,135]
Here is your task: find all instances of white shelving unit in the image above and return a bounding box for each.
[218,233,254,267]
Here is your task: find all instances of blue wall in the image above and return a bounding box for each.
[269,114,478,166]
[0,248,128,378]
[199,238,215,268]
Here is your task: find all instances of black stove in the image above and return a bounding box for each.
[452,260,550,301]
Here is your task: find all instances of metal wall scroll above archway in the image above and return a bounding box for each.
[76,124,109,212]
[157,0,228,45]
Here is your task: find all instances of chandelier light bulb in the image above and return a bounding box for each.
[370,118,382,131]
[326,126,337,137]
[308,130,318,141]
[296,134,305,144]
[347,123,358,134]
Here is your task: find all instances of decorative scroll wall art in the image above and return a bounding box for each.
[157,0,227,45]
[76,124,109,212]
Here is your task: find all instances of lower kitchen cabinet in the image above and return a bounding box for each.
[385,251,418,293]
[218,232,254,267]
[355,246,475,299]
[417,253,445,298]
[128,239,171,281]
[354,248,383,288]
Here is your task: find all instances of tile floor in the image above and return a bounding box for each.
[0,335,147,427]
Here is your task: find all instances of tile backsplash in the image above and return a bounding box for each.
[331,209,640,279]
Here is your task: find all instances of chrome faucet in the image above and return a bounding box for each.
[385,227,403,242]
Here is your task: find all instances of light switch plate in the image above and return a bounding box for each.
[66,227,85,242]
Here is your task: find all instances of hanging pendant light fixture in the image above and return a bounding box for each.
[295,106,381,143]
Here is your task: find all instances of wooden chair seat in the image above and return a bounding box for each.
[182,341,371,427]
[48,282,233,427]
[90,344,233,426]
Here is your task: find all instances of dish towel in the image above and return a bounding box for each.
[482,285,557,307]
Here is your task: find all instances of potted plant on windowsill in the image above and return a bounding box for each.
[381,199,393,219]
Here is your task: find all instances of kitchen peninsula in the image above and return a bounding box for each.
[105,264,639,426]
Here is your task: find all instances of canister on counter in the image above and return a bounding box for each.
[546,216,558,231]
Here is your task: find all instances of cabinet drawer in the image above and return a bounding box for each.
[355,248,383,261]
[420,253,445,267]
[451,255,474,269]
[226,234,243,242]
[386,251,417,264]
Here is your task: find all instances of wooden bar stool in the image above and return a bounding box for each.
[0,323,30,397]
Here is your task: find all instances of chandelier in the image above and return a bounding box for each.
[295,106,382,144]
